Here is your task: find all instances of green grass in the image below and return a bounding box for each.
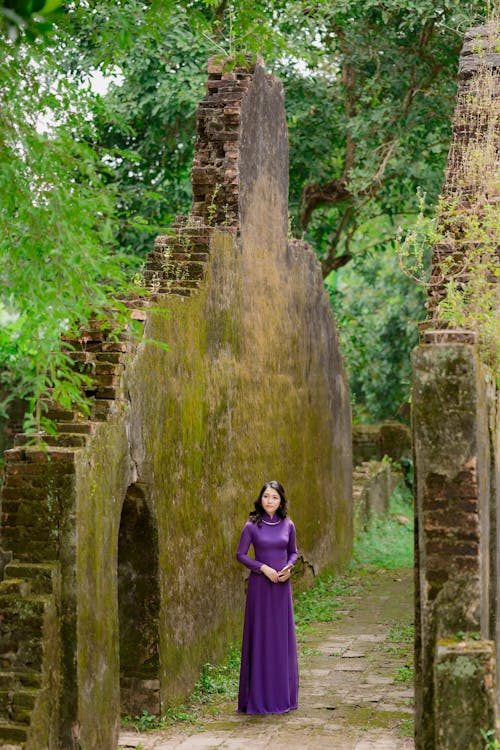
[399,718,414,738]
[353,483,413,570]
[294,573,362,632]
[190,644,240,702]
[387,621,414,643]
[394,664,414,683]
[121,645,241,731]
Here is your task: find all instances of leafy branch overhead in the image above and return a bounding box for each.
[285,2,485,277]
[0,7,137,431]
[67,0,486,279]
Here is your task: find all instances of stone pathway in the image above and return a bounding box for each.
[118,569,414,750]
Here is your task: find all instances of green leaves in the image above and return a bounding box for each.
[0,39,136,430]
[0,0,491,431]
[0,0,63,41]
[329,232,426,421]
[282,0,485,272]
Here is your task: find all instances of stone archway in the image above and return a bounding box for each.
[117,483,160,716]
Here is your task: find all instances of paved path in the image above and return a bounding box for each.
[118,569,414,750]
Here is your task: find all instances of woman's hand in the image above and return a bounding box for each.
[277,565,293,582]
[260,564,279,583]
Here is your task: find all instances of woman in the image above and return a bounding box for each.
[236,480,299,715]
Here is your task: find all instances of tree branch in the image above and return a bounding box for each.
[320,206,354,277]
[298,178,351,229]
[321,251,353,276]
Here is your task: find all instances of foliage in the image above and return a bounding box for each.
[399,198,500,380]
[329,239,425,422]
[57,1,323,258]
[437,51,500,378]
[394,664,414,683]
[399,46,500,382]
[280,0,485,275]
[481,728,500,750]
[61,1,486,275]
[387,621,414,644]
[87,9,214,258]
[294,573,359,631]
[69,1,485,424]
[0,30,141,431]
[121,709,159,732]
[190,644,241,702]
[0,0,63,41]
[0,0,491,427]
[400,718,414,738]
[296,482,414,635]
[121,644,240,730]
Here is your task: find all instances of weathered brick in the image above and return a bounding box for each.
[425,540,479,557]
[4,449,25,463]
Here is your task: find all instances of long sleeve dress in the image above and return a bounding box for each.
[236,515,299,715]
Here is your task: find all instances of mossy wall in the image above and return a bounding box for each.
[434,640,497,750]
[71,219,351,746]
[74,419,130,749]
[49,59,352,749]
[413,338,498,749]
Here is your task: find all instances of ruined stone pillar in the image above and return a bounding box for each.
[413,22,500,748]
[413,331,496,749]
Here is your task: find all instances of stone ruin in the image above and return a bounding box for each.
[0,58,352,749]
[412,24,500,750]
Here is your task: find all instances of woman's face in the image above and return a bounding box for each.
[261,486,281,518]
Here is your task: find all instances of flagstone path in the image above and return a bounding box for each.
[118,568,414,750]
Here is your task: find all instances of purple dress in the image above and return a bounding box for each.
[236,515,299,715]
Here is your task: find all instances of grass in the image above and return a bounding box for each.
[394,664,414,683]
[121,481,414,732]
[295,482,413,636]
[400,718,414,738]
[294,572,361,632]
[387,621,414,643]
[353,482,413,570]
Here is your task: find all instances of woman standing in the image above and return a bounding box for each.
[236,480,299,715]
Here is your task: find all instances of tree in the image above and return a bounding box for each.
[0,0,488,429]
[0,0,63,40]
[87,9,214,258]
[0,6,135,430]
[74,1,484,423]
[69,2,485,277]
[61,1,303,258]
[280,1,485,276]
[329,235,426,422]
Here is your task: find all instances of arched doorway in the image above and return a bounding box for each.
[117,483,160,715]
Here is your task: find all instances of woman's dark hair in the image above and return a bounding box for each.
[249,480,288,525]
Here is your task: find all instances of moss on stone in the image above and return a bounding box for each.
[32,60,353,750]
[66,219,351,747]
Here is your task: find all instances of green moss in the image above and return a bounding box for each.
[66,217,351,743]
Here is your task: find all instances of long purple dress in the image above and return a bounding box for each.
[236,515,299,715]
